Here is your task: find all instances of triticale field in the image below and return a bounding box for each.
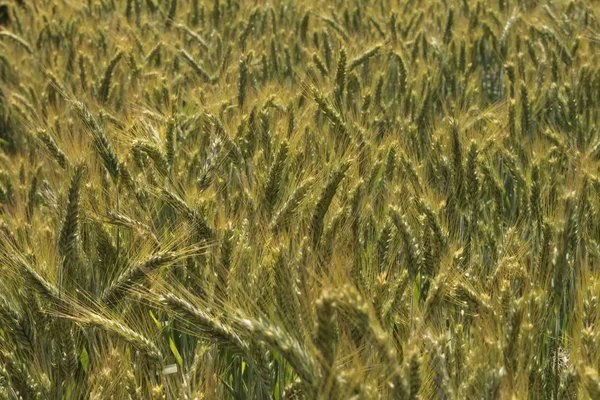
[1,0,600,398]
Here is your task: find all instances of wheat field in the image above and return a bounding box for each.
[0,0,599,398]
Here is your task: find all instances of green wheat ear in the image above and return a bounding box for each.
[58,163,86,287]
[179,49,213,83]
[334,47,347,102]
[99,51,124,103]
[165,117,176,169]
[0,31,33,54]
[520,81,531,138]
[273,247,302,335]
[165,0,177,29]
[37,129,69,169]
[311,161,350,246]
[238,55,248,108]
[73,101,120,181]
[0,294,34,354]
[215,226,235,305]
[237,316,319,392]
[313,53,329,77]
[103,249,194,304]
[264,140,289,215]
[132,140,169,176]
[349,44,381,71]
[314,290,338,396]
[407,353,421,400]
[270,176,315,232]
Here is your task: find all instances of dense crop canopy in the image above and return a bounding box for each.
[0,0,600,399]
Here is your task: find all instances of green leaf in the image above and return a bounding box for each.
[169,336,183,366]
[80,347,89,373]
[149,310,162,330]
